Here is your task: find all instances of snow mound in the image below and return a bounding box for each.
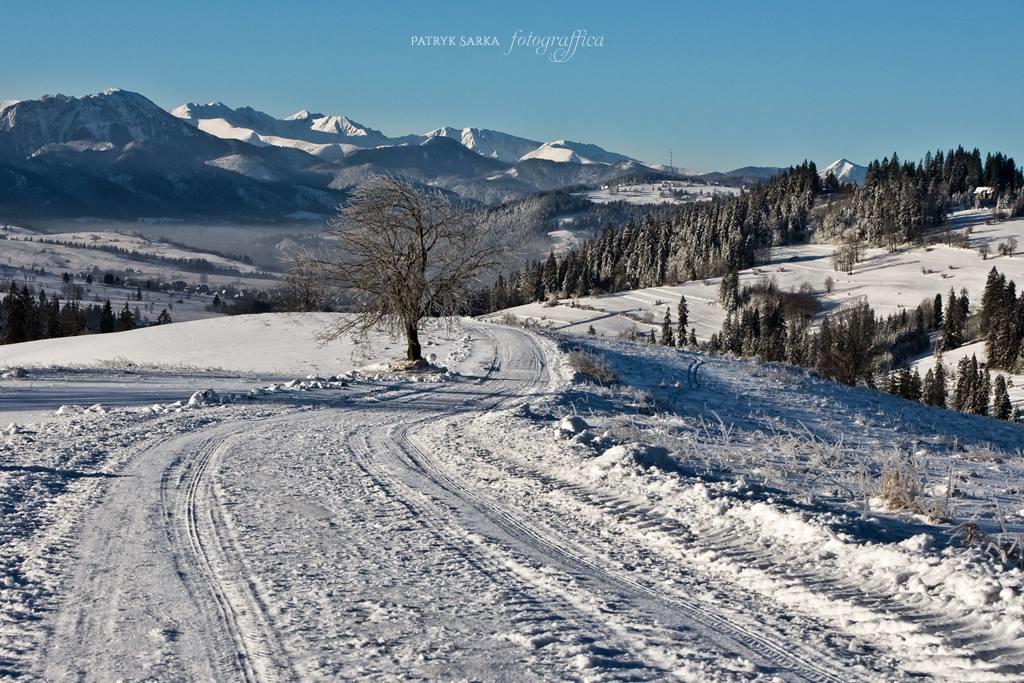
[592,443,674,471]
[558,415,590,436]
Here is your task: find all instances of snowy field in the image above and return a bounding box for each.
[1,313,1023,680]
[0,313,465,423]
[1,223,285,324]
[580,181,742,206]
[5,227,264,275]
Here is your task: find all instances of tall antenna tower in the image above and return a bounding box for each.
[669,148,674,174]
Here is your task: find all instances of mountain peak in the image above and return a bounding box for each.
[820,158,867,185]
[285,109,320,121]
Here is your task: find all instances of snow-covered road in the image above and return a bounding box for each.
[3,321,1022,680]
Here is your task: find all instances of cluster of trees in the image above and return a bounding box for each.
[816,148,1024,251]
[890,355,1016,421]
[709,293,932,388]
[1,281,170,345]
[646,296,697,347]
[484,163,822,310]
[940,288,971,350]
[480,148,1024,317]
[980,268,1024,371]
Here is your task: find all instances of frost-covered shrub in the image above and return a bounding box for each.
[566,350,618,385]
[880,456,923,511]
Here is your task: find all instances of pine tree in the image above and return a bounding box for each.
[932,292,943,330]
[660,308,675,346]
[586,324,596,335]
[924,358,947,407]
[117,303,136,332]
[992,374,1012,420]
[156,309,172,325]
[100,300,115,333]
[2,282,27,344]
[688,328,697,346]
[974,366,991,416]
[719,271,740,311]
[676,295,688,340]
[647,329,656,344]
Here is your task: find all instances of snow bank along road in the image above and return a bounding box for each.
[3,321,1023,680]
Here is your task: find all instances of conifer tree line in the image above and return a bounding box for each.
[484,163,822,310]
[887,353,1017,421]
[697,272,1019,421]
[0,281,171,345]
[707,277,932,388]
[819,148,1024,251]
[979,267,1024,372]
[481,147,1023,314]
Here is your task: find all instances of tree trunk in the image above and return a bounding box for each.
[405,321,422,361]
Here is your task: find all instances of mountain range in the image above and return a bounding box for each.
[0,87,869,222]
[0,89,672,220]
[171,101,639,167]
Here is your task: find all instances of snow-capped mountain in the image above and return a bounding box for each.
[0,88,202,158]
[0,89,355,219]
[0,100,18,113]
[0,88,664,219]
[519,139,633,165]
[820,158,867,185]
[173,100,643,168]
[171,102,393,162]
[423,126,541,164]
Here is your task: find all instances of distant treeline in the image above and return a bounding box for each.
[6,235,278,279]
[479,147,1024,313]
[482,162,822,311]
[1,281,170,345]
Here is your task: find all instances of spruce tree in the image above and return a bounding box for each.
[676,295,688,339]
[909,368,923,402]
[2,282,27,344]
[974,365,991,416]
[660,308,675,346]
[719,271,740,311]
[942,288,962,350]
[156,309,172,325]
[927,358,947,407]
[100,300,115,333]
[118,303,136,332]
[992,374,1012,420]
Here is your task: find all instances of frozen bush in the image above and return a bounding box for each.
[567,350,618,385]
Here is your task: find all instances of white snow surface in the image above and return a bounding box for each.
[2,314,1023,680]
[519,139,633,165]
[0,313,453,376]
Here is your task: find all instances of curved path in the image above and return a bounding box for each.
[40,323,928,681]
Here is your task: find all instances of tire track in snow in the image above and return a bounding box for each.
[168,426,297,682]
[439,400,1024,680]
[362,323,854,682]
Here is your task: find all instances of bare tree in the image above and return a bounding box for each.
[300,175,510,362]
[277,256,333,312]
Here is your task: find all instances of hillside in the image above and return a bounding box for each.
[494,209,1024,408]
[2,314,1022,679]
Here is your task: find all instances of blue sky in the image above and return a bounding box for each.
[1,0,1021,171]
